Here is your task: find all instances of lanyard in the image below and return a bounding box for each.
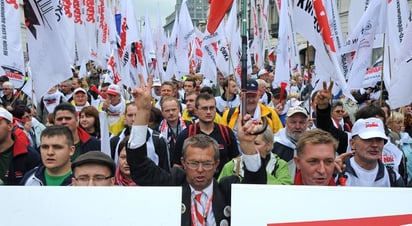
[190,193,213,226]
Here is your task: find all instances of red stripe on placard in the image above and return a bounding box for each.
[268,214,412,226]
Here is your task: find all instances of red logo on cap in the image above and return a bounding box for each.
[365,122,379,128]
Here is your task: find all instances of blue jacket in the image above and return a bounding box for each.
[21,165,72,186]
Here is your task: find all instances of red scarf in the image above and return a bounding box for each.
[114,167,137,186]
[294,170,336,186]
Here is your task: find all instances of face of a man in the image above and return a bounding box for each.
[40,135,74,175]
[350,136,385,167]
[161,100,179,124]
[218,74,226,86]
[107,93,121,106]
[153,86,161,96]
[124,104,137,127]
[185,94,197,112]
[161,84,174,97]
[184,81,194,93]
[0,119,13,144]
[54,110,78,135]
[60,82,72,94]
[294,143,335,185]
[286,114,308,141]
[71,78,80,89]
[195,99,216,123]
[72,164,114,186]
[2,85,12,97]
[227,80,238,95]
[181,145,219,191]
[245,93,259,114]
[74,92,87,106]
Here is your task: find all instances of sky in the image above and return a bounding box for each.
[134,0,177,27]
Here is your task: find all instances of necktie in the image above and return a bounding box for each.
[194,193,204,225]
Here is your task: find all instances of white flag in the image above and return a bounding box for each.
[176,0,195,78]
[0,1,25,89]
[25,0,74,98]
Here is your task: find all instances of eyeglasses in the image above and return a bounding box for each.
[73,175,113,183]
[185,161,215,170]
[198,106,216,112]
[334,110,344,114]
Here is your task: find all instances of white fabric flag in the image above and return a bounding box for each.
[225,0,241,77]
[274,0,291,87]
[99,111,112,157]
[215,21,232,76]
[0,1,25,89]
[348,0,368,34]
[143,14,157,77]
[200,31,222,84]
[175,0,195,78]
[346,0,386,90]
[25,0,74,98]
[154,11,168,81]
[165,14,179,82]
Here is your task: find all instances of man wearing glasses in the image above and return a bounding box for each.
[126,75,266,225]
[71,151,115,186]
[172,93,239,178]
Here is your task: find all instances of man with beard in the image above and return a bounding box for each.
[273,106,308,178]
[172,93,239,178]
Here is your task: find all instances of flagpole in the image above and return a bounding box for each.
[379,34,386,106]
[240,0,266,134]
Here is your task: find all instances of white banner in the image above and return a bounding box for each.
[232,185,412,225]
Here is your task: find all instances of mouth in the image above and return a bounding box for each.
[195,176,205,183]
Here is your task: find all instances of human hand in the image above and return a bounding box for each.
[334,151,354,173]
[316,81,333,109]
[238,114,260,155]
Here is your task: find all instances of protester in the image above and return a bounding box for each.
[53,102,100,161]
[215,78,240,115]
[114,137,136,186]
[294,129,339,185]
[36,85,65,124]
[71,87,90,114]
[13,104,46,149]
[273,106,308,178]
[79,106,101,139]
[21,126,74,186]
[126,74,266,225]
[71,151,115,186]
[99,84,126,135]
[0,107,40,185]
[219,127,292,185]
[222,79,283,135]
[172,93,239,178]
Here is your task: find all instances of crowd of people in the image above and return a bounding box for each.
[1,62,412,224]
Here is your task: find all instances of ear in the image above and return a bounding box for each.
[180,157,185,169]
[69,146,75,157]
[294,156,301,170]
[349,138,356,151]
[110,177,115,186]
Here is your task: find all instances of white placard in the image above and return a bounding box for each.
[232,185,412,225]
[1,186,181,226]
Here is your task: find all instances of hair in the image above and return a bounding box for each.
[296,129,338,157]
[160,96,180,110]
[355,104,385,121]
[389,111,404,123]
[182,134,219,161]
[184,78,196,88]
[271,87,287,99]
[2,81,14,89]
[47,113,55,125]
[150,107,163,126]
[161,81,176,90]
[101,82,111,88]
[331,100,344,110]
[259,127,274,146]
[195,93,215,109]
[185,90,198,98]
[53,102,76,118]
[79,106,100,135]
[12,104,31,119]
[41,125,74,147]
[118,136,130,156]
[199,86,213,95]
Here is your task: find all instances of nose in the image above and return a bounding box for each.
[317,161,326,174]
[87,178,96,186]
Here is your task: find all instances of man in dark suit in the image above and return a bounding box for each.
[126,74,266,225]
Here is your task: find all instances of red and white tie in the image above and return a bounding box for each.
[194,193,205,225]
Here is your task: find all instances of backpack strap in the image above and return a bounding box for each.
[188,123,198,137]
[386,165,397,187]
[217,124,231,145]
[226,107,237,125]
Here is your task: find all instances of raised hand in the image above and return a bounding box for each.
[131,74,153,125]
[316,81,333,109]
[238,114,260,155]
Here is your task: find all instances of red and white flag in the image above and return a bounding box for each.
[175,0,195,78]
[25,0,74,98]
[274,0,291,88]
[0,0,25,89]
[165,14,179,82]
[207,0,233,34]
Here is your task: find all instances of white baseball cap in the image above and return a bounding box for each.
[106,84,121,96]
[0,107,13,122]
[286,106,308,117]
[351,117,388,140]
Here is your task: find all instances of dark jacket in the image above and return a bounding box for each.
[2,135,40,185]
[78,127,101,154]
[127,143,266,226]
